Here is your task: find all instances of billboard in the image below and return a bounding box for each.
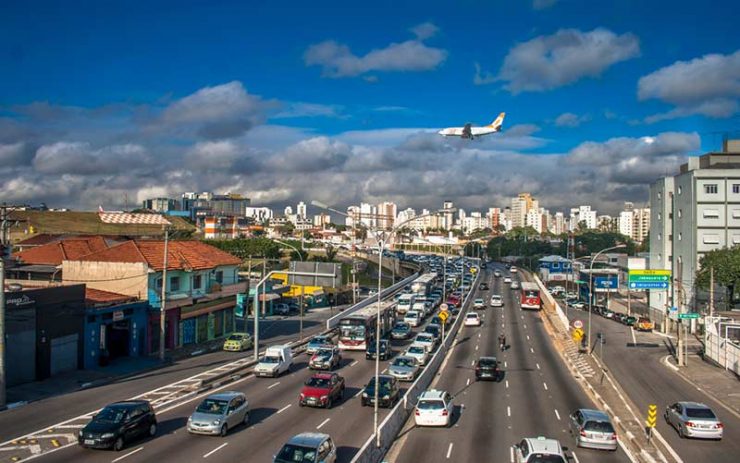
[288,261,343,287]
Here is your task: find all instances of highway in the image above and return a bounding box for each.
[18,277,471,463]
[389,264,631,463]
[566,305,740,463]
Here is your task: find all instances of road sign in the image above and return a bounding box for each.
[678,313,700,320]
[440,303,449,311]
[573,320,584,329]
[572,328,584,342]
[629,281,669,290]
[470,267,478,274]
[438,311,449,324]
[646,404,657,428]
[630,269,671,277]
[629,269,670,289]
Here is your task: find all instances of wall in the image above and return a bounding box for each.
[63,260,149,299]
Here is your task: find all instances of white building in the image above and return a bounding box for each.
[551,212,566,235]
[313,213,331,228]
[510,193,538,229]
[377,201,397,229]
[525,209,544,233]
[618,202,651,243]
[570,205,597,230]
[284,206,293,216]
[462,212,488,234]
[296,201,307,219]
[442,201,455,230]
[245,206,273,222]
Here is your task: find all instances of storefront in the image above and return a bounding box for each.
[179,297,236,346]
[147,307,180,354]
[84,301,149,368]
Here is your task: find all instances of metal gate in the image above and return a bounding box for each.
[50,333,79,376]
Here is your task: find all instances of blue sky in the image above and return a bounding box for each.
[1,0,738,214]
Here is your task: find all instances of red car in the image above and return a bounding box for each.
[447,296,461,306]
[299,372,345,409]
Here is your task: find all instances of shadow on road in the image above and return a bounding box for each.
[157,416,188,436]
[337,445,361,461]
[248,407,279,426]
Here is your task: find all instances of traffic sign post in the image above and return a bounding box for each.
[629,270,671,291]
[678,313,700,320]
[646,404,657,441]
[573,320,584,329]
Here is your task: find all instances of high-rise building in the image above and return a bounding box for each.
[377,201,397,229]
[296,201,307,219]
[510,193,538,228]
[551,212,566,235]
[462,212,488,234]
[618,202,651,243]
[284,206,293,216]
[313,213,331,227]
[180,192,250,218]
[570,205,597,230]
[442,201,454,230]
[143,197,179,212]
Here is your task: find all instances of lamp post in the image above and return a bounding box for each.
[274,240,305,341]
[588,244,626,354]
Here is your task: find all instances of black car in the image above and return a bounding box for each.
[424,324,441,341]
[479,282,489,291]
[475,356,501,381]
[366,339,392,360]
[78,400,157,451]
[361,375,400,408]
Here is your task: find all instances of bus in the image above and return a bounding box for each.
[337,301,397,350]
[520,282,542,310]
[411,273,436,296]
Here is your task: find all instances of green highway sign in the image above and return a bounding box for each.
[678,313,700,320]
[629,269,671,290]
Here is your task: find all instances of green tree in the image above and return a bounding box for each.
[203,237,281,260]
[696,247,740,304]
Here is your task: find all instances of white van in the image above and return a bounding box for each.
[397,294,415,315]
[412,302,429,318]
[404,310,422,327]
[254,345,293,378]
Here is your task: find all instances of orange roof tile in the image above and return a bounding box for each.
[85,287,138,306]
[15,236,111,266]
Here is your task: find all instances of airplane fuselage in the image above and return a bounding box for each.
[437,126,500,139]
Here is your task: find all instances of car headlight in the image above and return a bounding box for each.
[320,395,328,401]
[212,420,221,425]
[78,430,83,437]
[300,393,305,399]
[362,392,368,398]
[101,433,115,439]
[382,395,390,399]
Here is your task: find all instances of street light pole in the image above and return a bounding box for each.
[159,228,170,362]
[588,244,626,354]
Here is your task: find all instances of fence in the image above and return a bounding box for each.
[704,316,740,375]
[531,273,569,331]
[350,271,481,463]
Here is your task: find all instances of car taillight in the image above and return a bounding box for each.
[716,423,724,429]
[442,410,448,416]
[611,434,617,440]
[685,421,696,428]
[415,409,420,416]
[580,430,587,437]
[475,366,480,371]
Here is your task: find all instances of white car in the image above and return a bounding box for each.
[405,344,430,366]
[473,298,485,309]
[404,310,422,327]
[413,333,437,352]
[504,277,512,284]
[490,295,504,307]
[510,266,518,273]
[513,437,566,463]
[414,390,454,427]
[464,313,481,327]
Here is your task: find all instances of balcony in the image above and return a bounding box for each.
[207,281,248,298]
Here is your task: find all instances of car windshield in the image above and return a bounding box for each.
[393,358,415,367]
[686,408,716,419]
[479,358,497,367]
[475,299,483,303]
[408,346,425,354]
[311,337,330,345]
[227,334,244,341]
[315,348,333,357]
[305,377,330,388]
[365,379,392,394]
[393,323,409,331]
[585,421,615,433]
[417,335,432,342]
[528,456,565,463]
[95,406,128,423]
[262,356,280,364]
[417,399,444,410]
[340,325,365,340]
[466,313,478,319]
[196,399,228,415]
[275,444,317,463]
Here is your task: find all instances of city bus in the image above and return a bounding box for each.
[411,273,436,296]
[520,281,542,310]
[337,301,397,350]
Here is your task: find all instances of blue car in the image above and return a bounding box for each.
[390,322,412,340]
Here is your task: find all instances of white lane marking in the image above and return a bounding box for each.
[505,380,509,389]
[466,378,470,386]
[350,360,358,367]
[504,361,507,368]
[536,363,540,370]
[631,327,637,345]
[523,323,527,329]
[475,345,479,351]
[478,333,481,338]
[112,447,144,462]
[471,360,476,366]
[510,446,514,463]
[507,406,511,417]
[543,382,548,391]
[554,409,561,421]
[530,348,534,354]
[526,335,530,340]
[572,450,580,463]
[446,442,454,459]
[268,382,280,389]
[203,443,228,458]
[277,404,292,414]
[317,418,330,430]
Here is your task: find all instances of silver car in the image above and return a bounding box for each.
[569,408,618,451]
[187,391,249,437]
[665,401,723,439]
[388,356,420,382]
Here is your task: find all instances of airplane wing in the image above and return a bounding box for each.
[462,123,473,139]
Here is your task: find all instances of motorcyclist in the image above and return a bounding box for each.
[498,333,506,350]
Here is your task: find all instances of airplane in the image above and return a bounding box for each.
[437,112,506,139]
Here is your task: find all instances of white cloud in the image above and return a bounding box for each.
[33,142,151,175]
[495,28,640,93]
[554,112,589,127]
[532,0,558,10]
[638,50,740,121]
[473,62,496,85]
[304,24,447,78]
[273,102,344,119]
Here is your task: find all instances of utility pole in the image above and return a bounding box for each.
[159,228,170,362]
[0,204,9,409]
[709,267,714,317]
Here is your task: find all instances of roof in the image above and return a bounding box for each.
[310,372,336,380]
[14,234,64,247]
[539,255,571,263]
[287,432,330,447]
[578,409,611,420]
[678,401,711,408]
[72,240,241,271]
[85,288,138,306]
[524,437,563,455]
[204,391,245,401]
[15,236,110,266]
[419,389,446,400]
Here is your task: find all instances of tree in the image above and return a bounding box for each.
[278,222,295,237]
[203,237,281,260]
[325,244,338,262]
[696,247,740,304]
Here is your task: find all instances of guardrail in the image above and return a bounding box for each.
[530,273,570,330]
[350,271,481,463]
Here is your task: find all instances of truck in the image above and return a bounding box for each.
[254,345,293,377]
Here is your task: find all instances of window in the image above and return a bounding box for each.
[658,233,662,241]
[156,278,162,289]
[658,192,662,200]
[704,183,718,194]
[733,209,740,219]
[215,270,224,283]
[734,235,740,245]
[703,234,720,244]
[678,233,682,241]
[170,276,180,291]
[703,209,719,218]
[658,212,662,221]
[193,274,202,290]
[734,184,740,194]
[678,186,682,195]
[677,209,682,218]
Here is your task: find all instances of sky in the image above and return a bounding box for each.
[1,0,738,216]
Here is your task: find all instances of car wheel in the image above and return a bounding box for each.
[148,423,157,437]
[243,412,250,426]
[220,425,228,437]
[679,425,686,438]
[113,437,124,452]
[575,436,581,448]
[325,398,332,409]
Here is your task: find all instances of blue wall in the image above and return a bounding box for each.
[83,302,149,369]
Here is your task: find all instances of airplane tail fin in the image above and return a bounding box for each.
[488,112,506,131]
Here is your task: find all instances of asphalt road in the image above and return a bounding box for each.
[28,280,466,463]
[389,265,630,463]
[567,305,740,463]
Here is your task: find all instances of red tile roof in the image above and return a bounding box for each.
[14,234,64,247]
[15,236,110,266]
[85,287,138,306]
[73,240,242,271]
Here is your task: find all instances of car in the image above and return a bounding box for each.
[413,333,437,352]
[390,322,412,340]
[361,375,400,407]
[187,391,249,436]
[404,310,422,327]
[310,346,341,371]
[510,280,520,290]
[510,266,518,273]
[613,313,626,324]
[273,303,292,315]
[566,291,578,299]
[255,345,293,377]
[222,332,253,352]
[568,301,586,310]
[601,308,615,319]
[504,277,512,284]
[569,409,618,450]
[550,285,565,295]
[388,356,420,381]
[414,390,454,427]
[274,432,337,463]
[489,294,504,307]
[366,339,392,360]
[464,312,482,327]
[479,282,489,291]
[405,344,430,365]
[623,316,637,326]
[473,298,486,309]
[475,356,500,381]
[299,372,345,409]
[513,437,566,463]
[636,317,654,331]
[306,335,334,355]
[424,324,441,341]
[494,271,502,278]
[665,402,723,439]
[78,400,157,451]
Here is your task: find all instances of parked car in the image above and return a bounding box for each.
[361,374,400,407]
[390,322,412,340]
[222,332,253,352]
[475,356,500,381]
[636,317,654,332]
[299,373,345,409]
[405,344,430,366]
[274,432,337,463]
[513,437,566,463]
[665,402,723,439]
[78,400,157,451]
[187,392,249,437]
[306,335,334,355]
[464,312,482,327]
[388,356,420,382]
[273,303,292,315]
[569,408,618,450]
[414,390,454,427]
[309,346,341,371]
[366,339,392,361]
